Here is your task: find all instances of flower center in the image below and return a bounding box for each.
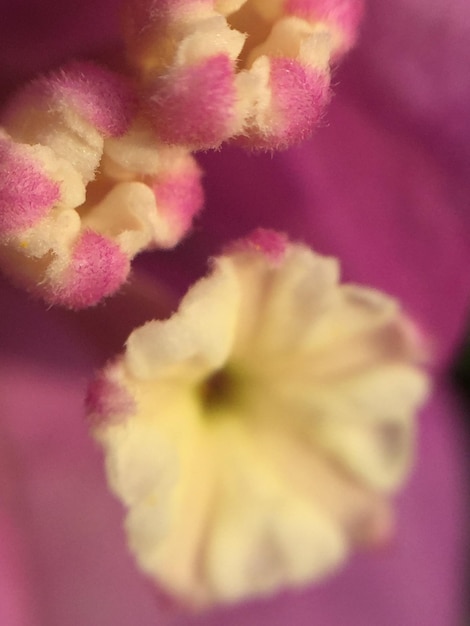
[199,366,243,414]
[75,164,145,245]
[227,2,272,68]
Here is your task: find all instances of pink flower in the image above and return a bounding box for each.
[0,1,469,625]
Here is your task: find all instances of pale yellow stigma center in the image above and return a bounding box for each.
[197,364,253,418]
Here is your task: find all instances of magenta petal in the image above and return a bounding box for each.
[352,0,470,166]
[0,281,161,626]
[0,0,121,100]
[0,465,38,626]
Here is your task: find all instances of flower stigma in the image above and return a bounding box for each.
[87,229,429,608]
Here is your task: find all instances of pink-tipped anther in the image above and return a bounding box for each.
[146,55,238,148]
[0,136,60,236]
[286,0,365,59]
[240,57,331,149]
[123,0,363,150]
[3,62,137,183]
[0,63,205,308]
[3,61,136,138]
[149,151,204,247]
[50,231,130,309]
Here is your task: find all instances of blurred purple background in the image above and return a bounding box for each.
[0,1,469,625]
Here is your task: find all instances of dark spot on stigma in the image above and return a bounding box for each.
[200,368,238,413]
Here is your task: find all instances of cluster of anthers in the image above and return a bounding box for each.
[0,0,362,307]
[1,0,431,612]
[0,61,203,307]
